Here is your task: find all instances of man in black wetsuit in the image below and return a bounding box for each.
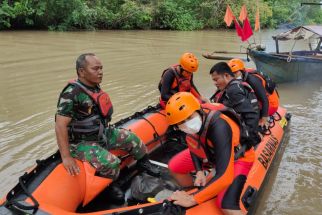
[209,62,261,148]
[165,92,255,214]
[228,58,269,128]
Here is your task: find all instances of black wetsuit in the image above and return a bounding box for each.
[215,79,260,147]
[243,73,269,118]
[192,117,234,203]
[182,111,253,209]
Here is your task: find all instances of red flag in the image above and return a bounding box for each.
[224,5,234,27]
[255,7,260,31]
[233,18,244,40]
[239,5,248,22]
[234,17,253,42]
[242,17,253,41]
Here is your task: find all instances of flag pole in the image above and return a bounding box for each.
[257,0,262,45]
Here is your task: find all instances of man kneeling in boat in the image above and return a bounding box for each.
[165,92,254,215]
[55,53,160,191]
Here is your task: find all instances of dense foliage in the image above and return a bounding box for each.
[0,0,322,30]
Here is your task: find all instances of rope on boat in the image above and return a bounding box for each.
[6,173,39,214]
[114,104,165,125]
[287,40,298,62]
[107,199,185,215]
[113,104,164,144]
[114,104,172,161]
[260,110,283,136]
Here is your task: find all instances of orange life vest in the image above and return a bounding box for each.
[61,80,113,143]
[244,69,279,115]
[68,80,113,120]
[159,64,192,93]
[245,68,276,94]
[185,108,240,161]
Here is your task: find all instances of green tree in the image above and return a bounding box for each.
[114,0,152,29]
[152,0,203,30]
[0,0,321,31]
[0,1,14,29]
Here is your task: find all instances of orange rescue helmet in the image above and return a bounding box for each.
[180,53,199,73]
[165,92,200,125]
[228,58,245,73]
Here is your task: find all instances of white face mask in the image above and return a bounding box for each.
[178,112,202,134]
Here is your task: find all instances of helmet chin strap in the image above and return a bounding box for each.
[178,66,184,75]
[179,66,187,74]
[197,110,207,134]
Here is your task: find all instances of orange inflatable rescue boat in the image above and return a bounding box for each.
[0,105,291,215]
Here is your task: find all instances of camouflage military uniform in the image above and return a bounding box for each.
[56,80,147,179]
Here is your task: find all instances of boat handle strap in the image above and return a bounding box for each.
[7,174,39,214]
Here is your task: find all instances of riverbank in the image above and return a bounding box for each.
[1,0,322,31]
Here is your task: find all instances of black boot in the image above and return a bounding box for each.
[136,155,161,177]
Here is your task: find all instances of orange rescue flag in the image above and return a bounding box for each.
[239,5,248,22]
[255,7,260,31]
[224,5,234,27]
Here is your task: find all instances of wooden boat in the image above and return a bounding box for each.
[248,25,322,83]
[202,51,248,61]
[0,105,291,215]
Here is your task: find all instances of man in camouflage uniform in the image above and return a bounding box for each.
[55,53,160,181]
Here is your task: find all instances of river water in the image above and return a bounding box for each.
[0,30,321,214]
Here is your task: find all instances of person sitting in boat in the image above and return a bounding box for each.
[158,52,208,109]
[165,92,254,215]
[210,62,261,148]
[55,53,160,180]
[228,58,279,127]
